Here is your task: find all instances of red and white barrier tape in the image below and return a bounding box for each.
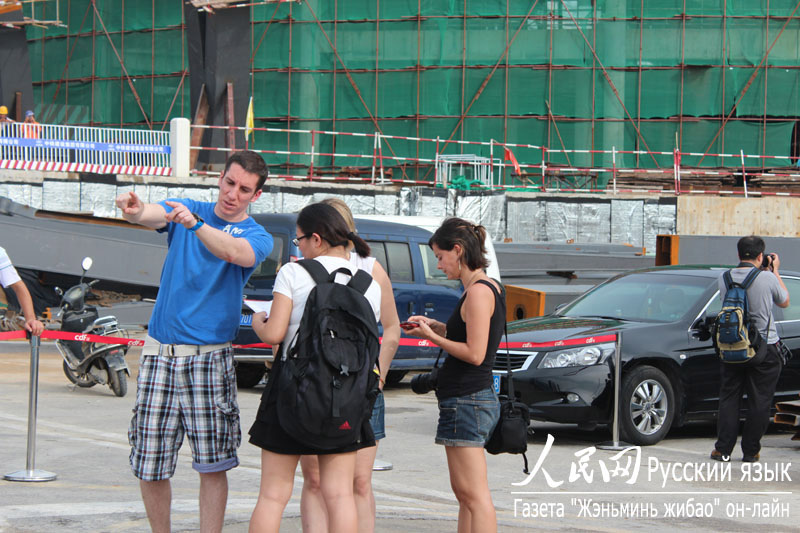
[0,160,171,176]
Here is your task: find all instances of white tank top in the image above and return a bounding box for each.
[350,251,376,275]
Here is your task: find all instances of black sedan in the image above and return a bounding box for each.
[496,266,800,445]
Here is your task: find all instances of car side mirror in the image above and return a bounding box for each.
[692,316,715,341]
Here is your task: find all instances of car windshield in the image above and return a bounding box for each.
[558,272,715,323]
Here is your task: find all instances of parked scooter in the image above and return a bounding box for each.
[54,257,130,397]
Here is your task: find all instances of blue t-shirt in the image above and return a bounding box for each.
[148,199,273,344]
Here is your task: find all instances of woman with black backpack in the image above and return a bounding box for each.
[404,217,505,533]
[248,202,382,533]
[299,197,401,533]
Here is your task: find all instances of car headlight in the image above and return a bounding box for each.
[537,342,616,368]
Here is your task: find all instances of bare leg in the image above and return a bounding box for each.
[299,455,329,533]
[318,452,358,533]
[444,446,496,533]
[249,451,300,533]
[140,479,171,533]
[353,444,378,533]
[199,471,228,533]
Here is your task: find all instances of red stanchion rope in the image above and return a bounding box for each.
[0,329,616,351]
[226,333,618,350]
[0,330,143,346]
[0,330,26,341]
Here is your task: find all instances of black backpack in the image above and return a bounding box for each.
[275,259,381,449]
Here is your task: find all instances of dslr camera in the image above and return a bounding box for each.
[761,253,776,270]
[410,367,439,394]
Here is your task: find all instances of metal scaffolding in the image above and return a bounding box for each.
[20,0,800,190]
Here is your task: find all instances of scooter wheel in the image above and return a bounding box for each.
[109,369,128,397]
[62,360,96,388]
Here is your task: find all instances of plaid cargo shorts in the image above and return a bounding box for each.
[128,346,241,481]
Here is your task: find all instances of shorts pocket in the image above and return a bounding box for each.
[127,406,138,449]
[214,351,241,452]
[215,401,241,453]
[438,405,458,438]
[474,401,500,438]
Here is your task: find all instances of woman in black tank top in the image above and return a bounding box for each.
[405,217,504,533]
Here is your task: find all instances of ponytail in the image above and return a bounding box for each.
[298,203,371,257]
[349,231,371,258]
[429,217,489,271]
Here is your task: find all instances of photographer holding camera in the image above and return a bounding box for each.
[405,217,505,533]
[711,235,789,464]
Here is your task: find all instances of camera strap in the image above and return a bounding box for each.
[433,348,443,368]
[502,321,515,399]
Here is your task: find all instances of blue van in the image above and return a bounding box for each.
[234,213,463,387]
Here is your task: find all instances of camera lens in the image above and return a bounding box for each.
[410,368,439,394]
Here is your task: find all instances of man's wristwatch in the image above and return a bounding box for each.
[188,213,204,232]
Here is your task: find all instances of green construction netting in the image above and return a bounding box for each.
[253,16,800,69]
[24,0,800,182]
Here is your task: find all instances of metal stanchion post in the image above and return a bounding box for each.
[597,333,631,451]
[372,459,393,471]
[5,334,57,482]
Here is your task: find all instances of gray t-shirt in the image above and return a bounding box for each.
[718,267,788,344]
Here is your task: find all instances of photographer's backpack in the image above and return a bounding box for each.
[715,268,765,363]
[276,259,380,449]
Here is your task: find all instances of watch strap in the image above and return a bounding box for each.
[188,213,204,233]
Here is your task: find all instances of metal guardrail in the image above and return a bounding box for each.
[0,122,170,175]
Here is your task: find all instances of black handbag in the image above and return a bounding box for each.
[485,321,531,474]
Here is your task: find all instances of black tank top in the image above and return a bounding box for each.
[436,279,506,399]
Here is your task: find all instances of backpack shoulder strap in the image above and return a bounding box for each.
[297,259,330,285]
[741,267,761,289]
[722,270,734,290]
[348,269,373,296]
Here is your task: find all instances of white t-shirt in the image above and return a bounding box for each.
[0,246,22,288]
[273,255,381,356]
[350,251,376,275]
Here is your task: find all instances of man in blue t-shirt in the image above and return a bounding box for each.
[116,150,273,533]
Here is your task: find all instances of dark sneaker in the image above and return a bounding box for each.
[742,453,760,463]
[710,450,731,462]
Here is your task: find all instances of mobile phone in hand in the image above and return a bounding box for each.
[400,321,420,330]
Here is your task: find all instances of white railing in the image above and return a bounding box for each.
[0,122,171,175]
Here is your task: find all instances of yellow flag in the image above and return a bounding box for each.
[245,96,255,141]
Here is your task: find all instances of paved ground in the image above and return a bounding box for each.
[0,340,798,532]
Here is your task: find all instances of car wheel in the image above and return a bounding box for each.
[385,370,407,387]
[619,365,674,446]
[235,362,266,388]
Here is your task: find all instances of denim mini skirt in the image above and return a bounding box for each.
[370,390,386,440]
[435,388,500,447]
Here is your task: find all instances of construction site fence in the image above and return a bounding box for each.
[3,118,800,197]
[191,123,800,196]
[22,0,800,184]
[0,122,170,175]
